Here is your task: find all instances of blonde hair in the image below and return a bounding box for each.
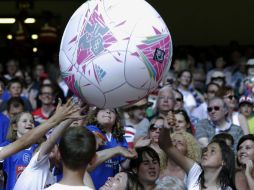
[171,131,201,162]
[6,112,33,142]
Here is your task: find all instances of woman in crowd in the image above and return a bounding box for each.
[159,130,201,181]
[159,117,236,189]
[148,116,167,170]
[173,109,194,134]
[99,171,144,190]
[235,134,254,190]
[218,86,249,135]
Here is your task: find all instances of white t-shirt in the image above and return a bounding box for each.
[13,151,55,190]
[44,183,93,190]
[185,163,233,190]
[185,162,202,190]
[178,88,197,114]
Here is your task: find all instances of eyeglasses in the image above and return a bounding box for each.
[224,95,236,100]
[207,106,220,112]
[149,124,163,131]
[158,96,174,101]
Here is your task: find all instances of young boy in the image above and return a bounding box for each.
[44,127,96,190]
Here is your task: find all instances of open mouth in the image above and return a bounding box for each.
[148,171,156,176]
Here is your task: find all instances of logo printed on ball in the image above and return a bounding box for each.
[153,48,165,63]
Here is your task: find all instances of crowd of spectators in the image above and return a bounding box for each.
[0,43,253,190]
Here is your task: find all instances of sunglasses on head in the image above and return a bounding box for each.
[207,106,220,112]
[149,124,163,131]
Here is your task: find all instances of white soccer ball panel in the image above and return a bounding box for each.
[59,50,73,73]
[81,52,125,92]
[104,83,148,108]
[79,77,106,107]
[124,51,151,89]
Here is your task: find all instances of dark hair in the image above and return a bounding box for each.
[125,172,145,190]
[177,69,192,81]
[59,127,96,170]
[173,89,184,100]
[236,134,254,166]
[237,134,254,151]
[39,84,55,95]
[212,133,234,147]
[206,82,220,93]
[174,109,192,134]
[199,140,236,190]
[7,78,23,90]
[216,86,234,98]
[7,97,25,112]
[84,108,125,142]
[130,146,160,171]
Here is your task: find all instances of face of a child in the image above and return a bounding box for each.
[96,109,116,128]
[131,106,146,121]
[16,113,34,138]
[9,83,22,97]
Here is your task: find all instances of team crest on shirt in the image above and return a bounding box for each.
[22,153,31,164]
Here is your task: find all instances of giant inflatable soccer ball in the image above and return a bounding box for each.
[59,0,172,108]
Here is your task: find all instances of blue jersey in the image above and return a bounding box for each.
[0,113,10,144]
[1,141,37,190]
[86,125,128,190]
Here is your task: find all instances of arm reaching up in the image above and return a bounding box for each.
[38,119,72,160]
[0,98,83,161]
[87,146,137,172]
[158,119,195,173]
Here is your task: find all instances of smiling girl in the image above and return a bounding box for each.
[159,126,236,190]
[235,134,254,190]
[1,112,37,190]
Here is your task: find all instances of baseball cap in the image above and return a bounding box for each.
[211,71,225,79]
[239,95,254,105]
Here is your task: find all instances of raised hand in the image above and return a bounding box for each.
[117,146,137,159]
[52,98,83,122]
[134,136,151,148]
[158,127,172,151]
[164,111,176,129]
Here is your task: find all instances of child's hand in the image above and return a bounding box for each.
[117,146,137,159]
[53,98,82,122]
[134,136,151,148]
